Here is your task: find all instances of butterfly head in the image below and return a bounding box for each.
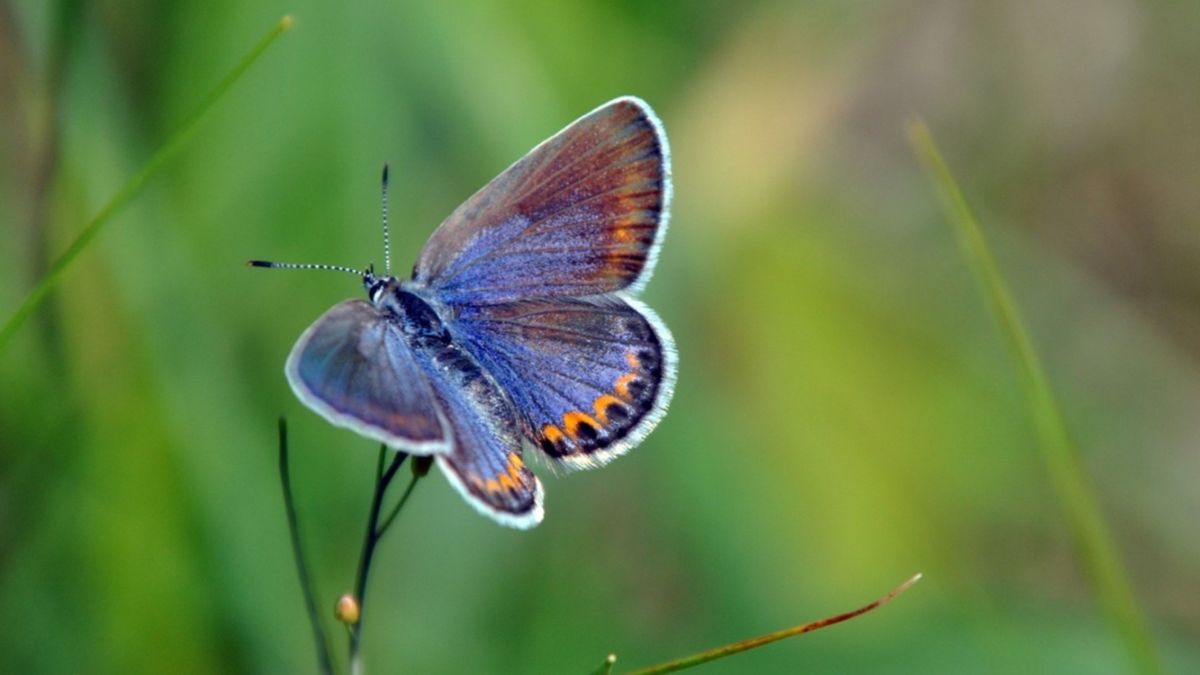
[363,266,401,305]
[362,264,381,299]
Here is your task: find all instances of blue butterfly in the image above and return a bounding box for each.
[252,97,676,528]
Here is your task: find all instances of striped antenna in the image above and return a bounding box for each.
[381,163,391,275]
[246,260,365,277]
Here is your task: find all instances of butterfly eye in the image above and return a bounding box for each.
[367,280,385,303]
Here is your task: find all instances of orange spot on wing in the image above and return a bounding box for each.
[485,479,501,494]
[506,452,524,483]
[542,425,565,444]
[612,217,637,243]
[615,373,639,400]
[593,394,625,424]
[625,350,640,369]
[498,472,516,491]
[562,410,600,439]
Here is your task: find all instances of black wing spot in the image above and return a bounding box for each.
[574,420,599,443]
[636,348,661,377]
[605,402,631,425]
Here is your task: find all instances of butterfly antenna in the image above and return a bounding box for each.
[247,260,366,277]
[380,162,392,276]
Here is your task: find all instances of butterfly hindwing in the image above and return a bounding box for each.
[286,300,449,453]
[414,97,671,304]
[451,295,677,470]
[417,339,544,527]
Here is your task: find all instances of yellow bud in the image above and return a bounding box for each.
[334,594,360,625]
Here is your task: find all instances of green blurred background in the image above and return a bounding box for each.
[2,1,1199,673]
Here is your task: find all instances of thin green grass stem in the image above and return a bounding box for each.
[350,448,408,675]
[622,574,921,675]
[376,472,421,539]
[0,15,295,352]
[907,118,1162,675]
[277,418,335,675]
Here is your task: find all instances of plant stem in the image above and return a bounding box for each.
[376,472,421,539]
[277,418,335,675]
[0,15,295,352]
[624,574,922,675]
[350,448,408,675]
[907,118,1163,675]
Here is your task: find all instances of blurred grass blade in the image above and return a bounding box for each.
[907,119,1163,675]
[277,418,335,675]
[0,15,296,352]
[622,574,921,675]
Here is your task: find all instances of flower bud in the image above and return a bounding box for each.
[334,593,360,625]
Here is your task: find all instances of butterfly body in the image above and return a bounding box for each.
[272,97,676,528]
[368,277,452,348]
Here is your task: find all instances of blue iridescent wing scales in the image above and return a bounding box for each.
[451,295,677,470]
[285,300,448,454]
[289,298,543,527]
[417,340,544,527]
[414,97,670,304]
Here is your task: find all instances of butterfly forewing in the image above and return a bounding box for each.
[286,300,448,453]
[414,97,670,304]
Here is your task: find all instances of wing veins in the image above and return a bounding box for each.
[437,129,633,280]
[438,154,660,283]
[447,279,617,295]
[463,304,628,323]
[504,121,643,207]
[464,317,641,346]
[452,227,656,262]
[476,338,594,414]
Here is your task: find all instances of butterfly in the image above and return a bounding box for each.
[251,97,676,528]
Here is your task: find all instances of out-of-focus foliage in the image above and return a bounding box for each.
[1,1,1198,673]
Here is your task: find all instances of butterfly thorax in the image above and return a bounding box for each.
[367,277,451,348]
[369,276,510,425]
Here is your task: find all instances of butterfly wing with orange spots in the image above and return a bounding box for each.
[450,295,676,470]
[422,338,544,527]
[413,96,670,305]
